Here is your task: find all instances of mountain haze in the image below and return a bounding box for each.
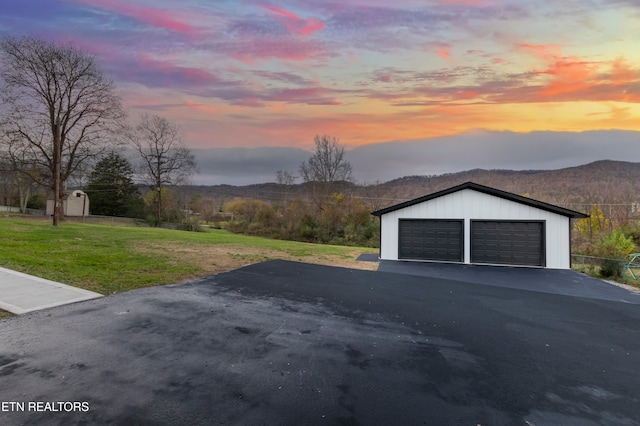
[183,160,640,212]
[192,130,640,185]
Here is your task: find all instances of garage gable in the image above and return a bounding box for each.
[372,182,588,219]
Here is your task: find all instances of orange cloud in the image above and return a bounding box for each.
[184,100,218,115]
[540,58,596,97]
[515,42,640,103]
[610,58,638,84]
[437,45,451,60]
[517,43,563,62]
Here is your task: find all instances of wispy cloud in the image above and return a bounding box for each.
[223,37,332,63]
[68,0,199,36]
[261,5,325,35]
[250,70,312,86]
[1,0,638,178]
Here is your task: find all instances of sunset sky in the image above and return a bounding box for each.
[1,0,639,183]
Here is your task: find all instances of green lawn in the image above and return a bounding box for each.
[0,217,377,297]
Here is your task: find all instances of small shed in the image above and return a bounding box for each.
[372,182,588,269]
[46,190,90,217]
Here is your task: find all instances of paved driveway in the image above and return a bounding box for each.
[377,259,640,304]
[1,260,639,425]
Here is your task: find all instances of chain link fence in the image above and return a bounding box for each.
[571,254,640,280]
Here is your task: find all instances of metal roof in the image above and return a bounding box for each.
[371,181,589,219]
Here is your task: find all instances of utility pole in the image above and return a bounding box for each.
[53,118,61,226]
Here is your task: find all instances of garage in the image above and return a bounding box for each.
[398,219,463,262]
[471,221,544,266]
[372,182,588,269]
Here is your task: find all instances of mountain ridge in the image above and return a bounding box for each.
[182,160,640,210]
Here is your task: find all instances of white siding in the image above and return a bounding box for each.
[379,189,571,269]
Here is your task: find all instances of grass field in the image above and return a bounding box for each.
[0,217,378,319]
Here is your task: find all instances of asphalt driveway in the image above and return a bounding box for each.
[1,260,639,425]
[376,259,640,304]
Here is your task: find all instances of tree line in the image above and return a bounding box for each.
[223,135,379,247]
[0,36,377,245]
[0,36,196,226]
[79,135,380,246]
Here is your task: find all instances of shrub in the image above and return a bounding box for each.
[179,216,203,232]
[599,259,624,278]
[27,194,46,210]
[597,229,635,278]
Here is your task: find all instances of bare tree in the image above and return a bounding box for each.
[299,135,353,210]
[0,36,125,225]
[129,114,197,225]
[275,170,296,209]
[0,144,46,213]
[299,135,353,183]
[0,158,17,208]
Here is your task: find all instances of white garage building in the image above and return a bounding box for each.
[372,182,588,269]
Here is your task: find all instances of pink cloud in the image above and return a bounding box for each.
[261,5,325,36]
[119,54,225,89]
[69,0,198,35]
[184,100,218,115]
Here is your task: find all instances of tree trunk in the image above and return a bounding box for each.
[18,185,30,213]
[53,120,61,226]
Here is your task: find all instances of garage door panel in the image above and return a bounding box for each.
[399,220,463,262]
[471,221,544,267]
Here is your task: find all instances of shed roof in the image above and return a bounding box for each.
[371,182,589,219]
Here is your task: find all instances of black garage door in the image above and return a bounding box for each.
[471,221,544,267]
[398,219,463,262]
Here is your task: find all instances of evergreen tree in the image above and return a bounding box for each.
[85,152,143,217]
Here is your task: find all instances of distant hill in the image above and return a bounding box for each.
[181,160,640,212]
[374,160,640,208]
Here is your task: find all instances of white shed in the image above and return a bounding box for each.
[372,182,588,269]
[46,190,90,217]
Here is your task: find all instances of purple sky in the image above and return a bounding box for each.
[1,0,639,184]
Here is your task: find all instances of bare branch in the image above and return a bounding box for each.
[0,36,125,224]
[299,134,353,211]
[128,113,197,224]
[299,135,353,184]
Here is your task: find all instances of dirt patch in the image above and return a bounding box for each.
[133,242,378,279]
